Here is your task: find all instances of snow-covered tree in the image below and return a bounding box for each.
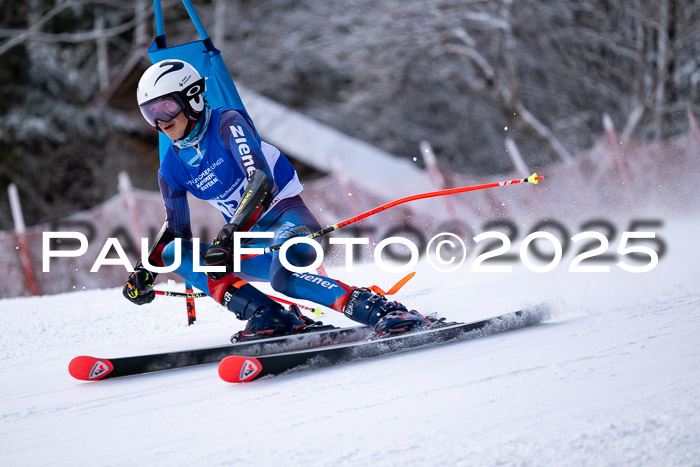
[1,0,698,228]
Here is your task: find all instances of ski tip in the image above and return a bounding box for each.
[218,356,262,383]
[68,356,114,381]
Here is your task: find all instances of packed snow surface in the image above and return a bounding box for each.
[1,217,699,466]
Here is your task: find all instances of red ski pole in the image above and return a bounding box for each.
[185,282,197,326]
[260,173,543,254]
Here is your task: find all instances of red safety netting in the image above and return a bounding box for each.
[2,130,699,298]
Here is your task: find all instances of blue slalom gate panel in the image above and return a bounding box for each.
[147,0,255,159]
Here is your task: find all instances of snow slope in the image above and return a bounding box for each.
[1,217,699,466]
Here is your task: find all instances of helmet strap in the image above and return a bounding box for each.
[180,118,198,140]
[182,100,201,121]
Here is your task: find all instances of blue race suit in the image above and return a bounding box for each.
[154,106,353,310]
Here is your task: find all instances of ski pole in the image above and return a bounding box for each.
[260,173,543,254]
[185,281,197,326]
[154,290,323,316]
[155,290,208,298]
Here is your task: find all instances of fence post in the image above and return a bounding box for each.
[419,141,460,231]
[330,154,374,260]
[688,109,700,153]
[8,183,38,296]
[505,137,546,218]
[603,113,634,207]
[118,171,143,240]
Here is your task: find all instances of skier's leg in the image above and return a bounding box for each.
[161,238,274,294]
[260,198,354,307]
[264,197,435,336]
[160,239,210,293]
[208,274,307,337]
[161,239,307,336]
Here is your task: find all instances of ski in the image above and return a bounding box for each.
[218,304,550,383]
[69,324,372,381]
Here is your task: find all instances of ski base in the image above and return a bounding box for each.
[69,324,371,381]
[218,304,550,383]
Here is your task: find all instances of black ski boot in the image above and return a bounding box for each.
[209,276,314,341]
[343,287,435,337]
[238,303,307,339]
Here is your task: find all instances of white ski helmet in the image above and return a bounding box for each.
[137,59,206,129]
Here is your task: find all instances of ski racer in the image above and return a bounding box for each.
[123,59,435,339]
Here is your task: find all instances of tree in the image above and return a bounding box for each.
[0,1,154,229]
[1,0,698,228]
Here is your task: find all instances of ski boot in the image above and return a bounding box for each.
[208,276,317,341]
[343,287,435,337]
[237,303,308,339]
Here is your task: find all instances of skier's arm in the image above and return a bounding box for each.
[219,110,274,182]
[144,171,192,267]
[123,172,191,304]
[157,170,193,242]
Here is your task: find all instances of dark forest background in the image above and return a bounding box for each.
[1,0,698,229]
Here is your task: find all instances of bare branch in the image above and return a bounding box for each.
[0,2,77,57]
[514,101,574,164]
[0,16,140,44]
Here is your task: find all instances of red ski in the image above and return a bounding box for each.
[69,357,115,381]
[69,325,369,381]
[218,304,550,383]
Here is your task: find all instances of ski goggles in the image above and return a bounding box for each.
[139,95,185,127]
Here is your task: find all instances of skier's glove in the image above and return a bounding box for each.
[203,223,238,281]
[123,262,157,305]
